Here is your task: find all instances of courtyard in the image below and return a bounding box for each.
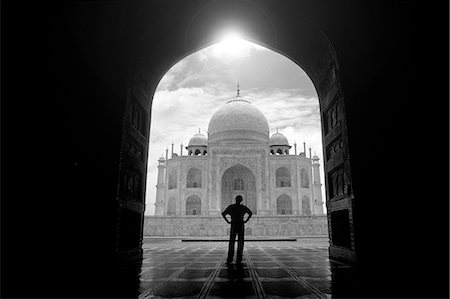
[126,237,358,298]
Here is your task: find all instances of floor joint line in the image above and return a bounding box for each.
[245,249,266,299]
[276,261,327,299]
[197,252,227,299]
[139,267,185,299]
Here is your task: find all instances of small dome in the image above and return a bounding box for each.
[270,131,289,146]
[188,133,207,147]
[313,154,320,160]
[208,97,269,145]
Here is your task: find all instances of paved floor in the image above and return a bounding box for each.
[125,238,357,298]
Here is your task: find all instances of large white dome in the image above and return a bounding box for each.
[208,98,269,145]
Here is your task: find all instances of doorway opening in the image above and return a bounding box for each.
[144,38,327,232]
[116,2,356,272]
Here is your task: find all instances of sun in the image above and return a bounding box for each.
[211,33,255,58]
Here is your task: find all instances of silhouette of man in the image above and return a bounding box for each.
[222,195,253,265]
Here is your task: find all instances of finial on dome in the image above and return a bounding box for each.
[276,127,279,133]
[236,82,240,97]
[198,128,201,134]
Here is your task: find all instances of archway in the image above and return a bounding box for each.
[221,164,257,214]
[275,167,291,188]
[186,168,202,188]
[185,195,201,215]
[116,0,356,264]
[276,194,292,214]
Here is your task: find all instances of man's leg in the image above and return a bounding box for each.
[236,230,244,264]
[227,228,237,264]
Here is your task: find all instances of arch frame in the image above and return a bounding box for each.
[116,1,356,263]
[275,166,291,188]
[220,163,258,215]
[186,167,202,188]
[185,195,202,215]
[276,193,293,215]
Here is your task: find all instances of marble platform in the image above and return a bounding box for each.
[144,215,328,237]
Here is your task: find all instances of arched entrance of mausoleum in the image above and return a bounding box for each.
[221,164,257,214]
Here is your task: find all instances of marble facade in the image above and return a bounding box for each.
[152,92,326,236]
[144,215,328,237]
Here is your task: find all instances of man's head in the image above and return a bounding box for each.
[235,195,243,204]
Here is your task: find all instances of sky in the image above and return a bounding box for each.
[145,36,325,215]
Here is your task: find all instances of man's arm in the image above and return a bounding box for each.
[222,208,231,224]
[244,208,253,223]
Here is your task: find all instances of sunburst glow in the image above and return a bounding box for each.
[211,33,260,58]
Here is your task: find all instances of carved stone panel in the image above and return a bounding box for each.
[120,168,143,203]
[326,135,344,171]
[323,97,340,136]
[328,165,350,200]
[129,97,148,137]
[219,157,258,176]
[124,137,145,162]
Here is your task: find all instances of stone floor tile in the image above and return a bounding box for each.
[141,268,180,279]
[189,262,220,269]
[177,268,215,279]
[291,267,332,278]
[261,280,313,297]
[255,267,291,278]
[216,267,250,279]
[209,281,255,298]
[135,239,355,298]
[152,281,205,298]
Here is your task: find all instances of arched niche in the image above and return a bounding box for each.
[186,168,202,188]
[276,194,292,214]
[117,0,356,263]
[185,195,201,215]
[276,167,291,187]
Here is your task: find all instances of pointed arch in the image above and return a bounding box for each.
[277,194,292,214]
[186,167,202,188]
[185,195,201,215]
[276,167,291,187]
[221,164,257,214]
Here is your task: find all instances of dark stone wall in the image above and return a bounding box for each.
[2,1,448,298]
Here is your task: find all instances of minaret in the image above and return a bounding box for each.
[312,154,324,215]
[154,156,166,215]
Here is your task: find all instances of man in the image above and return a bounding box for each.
[222,195,253,265]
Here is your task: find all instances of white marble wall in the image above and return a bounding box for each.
[144,215,328,237]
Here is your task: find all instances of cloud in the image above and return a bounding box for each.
[145,40,326,215]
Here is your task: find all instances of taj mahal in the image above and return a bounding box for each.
[144,89,328,237]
